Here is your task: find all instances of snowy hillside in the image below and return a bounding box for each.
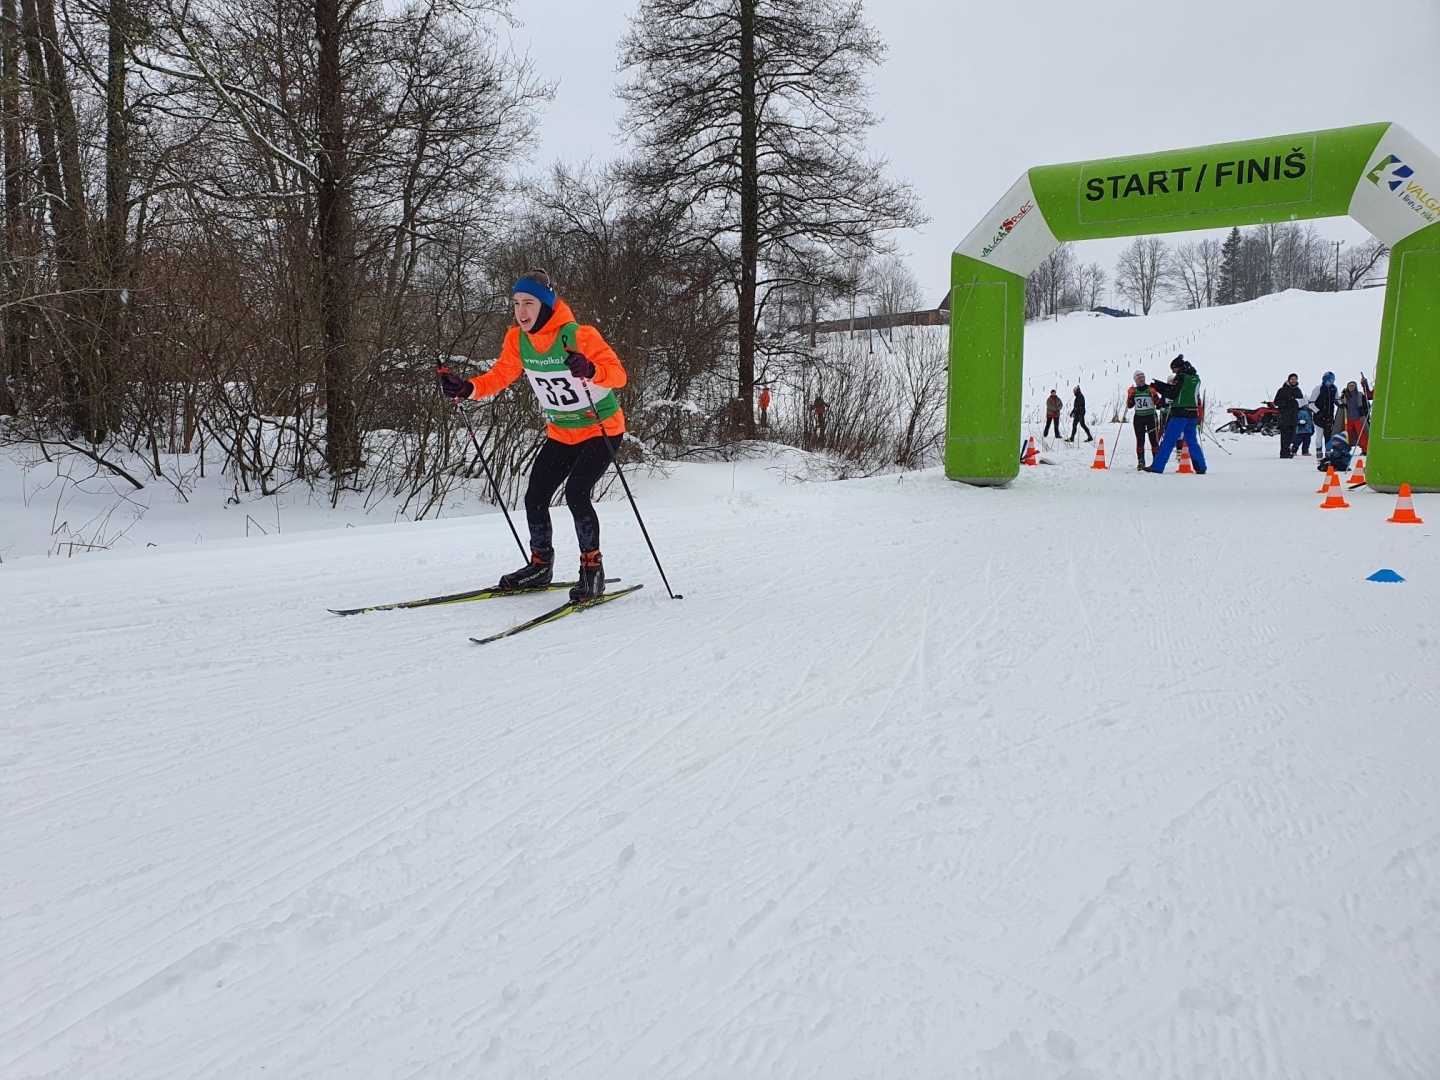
[1021,288,1387,426]
[4,290,1438,1079]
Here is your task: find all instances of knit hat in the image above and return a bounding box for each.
[513,271,556,308]
[1323,371,1335,384]
[1133,370,1146,381]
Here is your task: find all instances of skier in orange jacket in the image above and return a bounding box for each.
[440,270,626,601]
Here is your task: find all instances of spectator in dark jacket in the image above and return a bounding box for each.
[1066,386,1093,442]
[1044,390,1063,438]
[1273,373,1304,459]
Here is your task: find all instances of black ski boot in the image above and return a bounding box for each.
[569,550,605,603]
[499,549,553,591]
[1136,458,1147,471]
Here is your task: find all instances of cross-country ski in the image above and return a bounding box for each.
[328,578,621,616]
[470,583,645,645]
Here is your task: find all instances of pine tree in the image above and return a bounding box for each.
[618,0,923,432]
[1216,227,1242,305]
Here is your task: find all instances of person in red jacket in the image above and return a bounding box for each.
[440,270,626,601]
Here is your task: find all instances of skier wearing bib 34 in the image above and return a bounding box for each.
[1126,371,1160,470]
[440,270,626,602]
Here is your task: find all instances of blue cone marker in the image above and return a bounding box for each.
[1367,569,1405,583]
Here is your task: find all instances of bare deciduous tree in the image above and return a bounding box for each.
[140,0,546,477]
[1075,261,1106,310]
[1165,238,1222,309]
[1114,236,1167,315]
[1341,237,1389,289]
[1026,242,1075,320]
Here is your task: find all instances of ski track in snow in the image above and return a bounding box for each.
[5,318,1440,1079]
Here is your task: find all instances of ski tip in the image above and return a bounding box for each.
[328,608,359,617]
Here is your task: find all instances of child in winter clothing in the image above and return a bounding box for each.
[1317,431,1353,473]
[439,269,626,602]
[1292,406,1314,457]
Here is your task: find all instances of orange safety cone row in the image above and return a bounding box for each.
[1090,438,1107,470]
[1320,479,1350,509]
[1316,466,1337,495]
[1347,458,1366,487]
[1022,436,1038,466]
[1177,442,1194,474]
[1388,483,1425,524]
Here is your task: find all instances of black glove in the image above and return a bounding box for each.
[564,349,596,380]
[439,370,472,400]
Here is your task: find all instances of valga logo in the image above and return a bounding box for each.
[1368,154,1414,191]
[1367,152,1439,226]
[980,200,1034,258]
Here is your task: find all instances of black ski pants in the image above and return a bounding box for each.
[1070,414,1092,440]
[1043,415,1062,438]
[524,433,620,556]
[1277,420,1296,457]
[1133,414,1159,462]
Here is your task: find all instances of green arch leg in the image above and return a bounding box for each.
[1369,222,1440,493]
[945,255,1024,486]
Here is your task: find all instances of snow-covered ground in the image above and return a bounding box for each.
[4,291,1438,1079]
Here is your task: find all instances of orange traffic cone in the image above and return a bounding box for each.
[1177,442,1194,474]
[1316,466,1337,495]
[1320,480,1350,509]
[1090,438,1107,470]
[1387,483,1424,524]
[1347,458,1366,487]
[1022,436,1038,466]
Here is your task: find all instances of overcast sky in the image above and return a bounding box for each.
[505,0,1440,305]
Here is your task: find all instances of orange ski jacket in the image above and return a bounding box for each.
[464,298,627,445]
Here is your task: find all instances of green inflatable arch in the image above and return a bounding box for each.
[947,122,1440,491]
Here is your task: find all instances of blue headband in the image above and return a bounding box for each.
[513,277,556,308]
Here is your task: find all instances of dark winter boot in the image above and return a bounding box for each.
[569,550,605,603]
[1136,457,1147,471]
[499,549,554,591]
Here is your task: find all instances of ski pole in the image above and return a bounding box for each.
[575,374,683,600]
[1201,423,1233,456]
[439,367,528,560]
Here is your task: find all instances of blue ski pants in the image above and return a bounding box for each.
[1151,417,1207,473]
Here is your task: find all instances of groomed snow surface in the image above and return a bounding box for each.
[4,291,1439,1078]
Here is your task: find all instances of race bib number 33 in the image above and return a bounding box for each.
[525,368,585,411]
